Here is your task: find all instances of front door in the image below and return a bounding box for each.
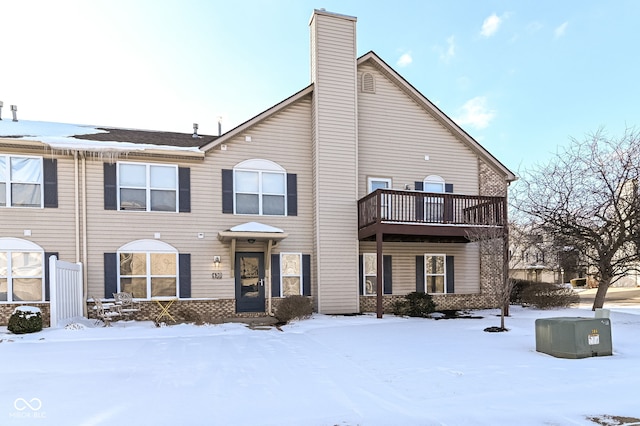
[235,252,265,313]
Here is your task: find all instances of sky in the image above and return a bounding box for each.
[2,302,639,425]
[2,0,640,173]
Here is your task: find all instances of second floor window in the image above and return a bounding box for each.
[234,160,286,216]
[118,163,178,212]
[0,155,42,208]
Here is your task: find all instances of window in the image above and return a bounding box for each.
[368,177,391,219]
[362,253,377,295]
[117,240,178,299]
[280,253,302,296]
[118,162,178,211]
[234,160,287,215]
[0,155,43,208]
[424,254,446,293]
[0,239,44,302]
[423,175,445,222]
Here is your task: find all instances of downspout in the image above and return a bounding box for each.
[74,151,80,263]
[81,154,88,316]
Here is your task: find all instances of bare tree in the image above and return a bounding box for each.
[466,225,512,330]
[512,128,640,310]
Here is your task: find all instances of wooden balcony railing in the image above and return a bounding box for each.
[358,189,507,230]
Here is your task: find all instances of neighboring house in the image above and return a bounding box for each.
[0,10,516,326]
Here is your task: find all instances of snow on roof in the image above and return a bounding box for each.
[0,120,204,155]
[229,222,284,233]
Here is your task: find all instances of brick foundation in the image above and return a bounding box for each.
[0,303,51,328]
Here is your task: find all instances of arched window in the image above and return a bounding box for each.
[424,175,445,193]
[0,238,44,302]
[117,240,178,299]
[234,159,287,215]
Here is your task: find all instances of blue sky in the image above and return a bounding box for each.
[2,0,639,172]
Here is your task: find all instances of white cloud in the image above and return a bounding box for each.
[454,96,496,129]
[480,13,502,37]
[396,52,413,67]
[555,21,569,38]
[439,36,456,63]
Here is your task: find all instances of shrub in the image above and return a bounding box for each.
[275,295,313,323]
[178,308,203,325]
[393,292,437,318]
[8,307,43,334]
[519,282,580,309]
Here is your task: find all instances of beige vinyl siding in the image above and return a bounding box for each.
[357,63,479,197]
[359,242,481,294]
[206,96,314,298]
[0,152,77,262]
[83,97,314,301]
[310,11,359,313]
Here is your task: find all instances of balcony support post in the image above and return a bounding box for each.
[376,230,383,318]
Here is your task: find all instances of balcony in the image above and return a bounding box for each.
[358,189,507,242]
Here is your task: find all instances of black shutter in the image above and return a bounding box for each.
[446,255,455,294]
[358,255,363,295]
[44,252,58,301]
[383,255,392,294]
[414,181,424,221]
[104,163,117,210]
[287,173,298,216]
[222,169,233,214]
[179,254,191,298]
[416,255,425,293]
[445,183,453,193]
[271,254,281,297]
[178,167,191,213]
[302,254,311,296]
[43,159,58,208]
[104,253,118,298]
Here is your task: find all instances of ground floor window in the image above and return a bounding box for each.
[0,239,44,302]
[425,254,446,293]
[362,253,378,295]
[280,253,302,296]
[116,240,179,299]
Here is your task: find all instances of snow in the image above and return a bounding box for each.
[0,120,201,153]
[1,305,639,425]
[229,222,285,233]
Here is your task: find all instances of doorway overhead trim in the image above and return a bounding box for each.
[218,222,288,278]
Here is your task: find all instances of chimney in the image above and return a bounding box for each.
[11,105,18,122]
[0,101,3,120]
[192,123,199,138]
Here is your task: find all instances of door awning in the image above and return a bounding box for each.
[217,222,288,243]
[218,222,288,279]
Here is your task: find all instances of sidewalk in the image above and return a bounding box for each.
[577,286,640,308]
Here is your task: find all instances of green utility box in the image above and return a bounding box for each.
[535,317,612,359]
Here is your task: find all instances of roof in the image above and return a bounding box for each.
[0,120,212,157]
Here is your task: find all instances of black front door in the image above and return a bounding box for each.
[235,252,265,313]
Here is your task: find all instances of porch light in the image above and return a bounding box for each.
[213,256,221,268]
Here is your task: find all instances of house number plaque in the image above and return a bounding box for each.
[211,272,223,279]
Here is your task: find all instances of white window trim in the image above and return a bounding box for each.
[280,252,303,296]
[367,177,392,193]
[362,253,381,296]
[117,162,179,212]
[0,154,44,208]
[233,159,287,216]
[424,253,447,294]
[423,175,445,193]
[117,239,179,300]
[0,238,45,303]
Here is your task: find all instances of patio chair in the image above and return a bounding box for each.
[113,292,141,318]
[92,297,121,326]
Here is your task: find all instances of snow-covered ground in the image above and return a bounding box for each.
[1,303,639,426]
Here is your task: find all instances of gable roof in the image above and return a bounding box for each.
[358,51,516,182]
[199,84,314,152]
